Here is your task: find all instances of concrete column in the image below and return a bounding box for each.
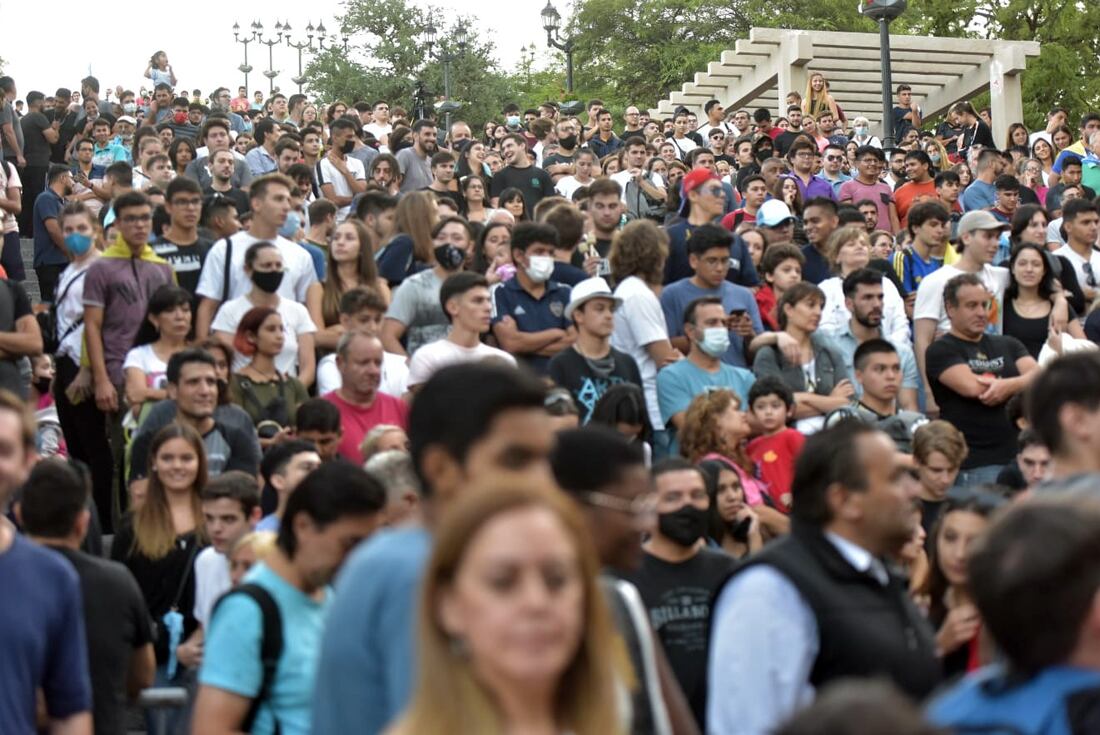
[989,46,1025,148]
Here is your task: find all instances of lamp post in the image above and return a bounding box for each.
[859,0,908,148]
[520,44,535,87]
[255,20,285,94]
[285,22,318,93]
[540,1,574,93]
[233,21,259,94]
[423,22,468,131]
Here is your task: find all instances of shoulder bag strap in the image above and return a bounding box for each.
[221,236,234,301]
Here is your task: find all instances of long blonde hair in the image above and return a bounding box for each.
[133,422,208,559]
[397,483,628,735]
[394,190,439,265]
[803,72,834,120]
[322,220,379,328]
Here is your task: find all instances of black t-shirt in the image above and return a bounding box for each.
[935,122,962,154]
[626,548,737,727]
[490,163,556,213]
[203,186,250,217]
[152,234,213,300]
[53,546,153,735]
[0,279,32,398]
[960,121,996,154]
[19,111,53,167]
[735,163,761,192]
[1002,299,1075,360]
[421,186,464,213]
[542,152,577,171]
[919,497,946,544]
[49,108,82,163]
[774,130,806,157]
[547,345,642,422]
[926,333,1029,468]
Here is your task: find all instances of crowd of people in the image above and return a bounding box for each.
[2,57,1100,735]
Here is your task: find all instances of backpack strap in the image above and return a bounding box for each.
[221,236,235,301]
[213,583,284,734]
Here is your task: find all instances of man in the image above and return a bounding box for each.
[305,198,336,259]
[1053,199,1100,302]
[708,421,940,734]
[996,428,1052,493]
[209,87,247,134]
[18,91,58,232]
[819,111,848,147]
[926,273,1039,485]
[155,176,213,301]
[32,163,73,299]
[364,100,392,145]
[548,277,642,423]
[960,148,1002,212]
[1045,155,1096,214]
[893,201,956,295]
[756,199,797,249]
[1025,351,1100,488]
[396,119,436,193]
[819,143,851,196]
[773,105,806,156]
[490,132,554,212]
[69,137,109,216]
[201,188,242,240]
[800,197,840,284]
[891,84,922,141]
[935,169,963,215]
[827,269,920,412]
[1050,112,1100,185]
[621,105,644,137]
[690,148,738,215]
[312,363,554,734]
[1079,130,1100,195]
[244,118,279,177]
[18,458,155,735]
[828,339,926,452]
[409,272,514,388]
[697,99,732,139]
[893,150,936,227]
[300,126,323,170]
[266,92,294,130]
[194,462,386,734]
[491,221,573,374]
[354,191,398,253]
[317,118,367,222]
[668,109,699,160]
[929,497,1100,733]
[839,146,899,233]
[543,119,579,182]
[661,225,762,367]
[627,458,737,727]
[588,108,624,160]
[185,118,253,191]
[0,396,93,735]
[1028,106,1068,147]
[274,138,301,175]
[664,169,758,287]
[256,440,322,532]
[884,148,908,189]
[611,136,666,207]
[164,98,201,141]
[203,148,250,215]
[323,332,409,462]
[783,138,834,202]
[988,174,1021,228]
[913,210,1013,415]
[194,174,317,339]
[721,174,767,231]
[422,151,461,212]
[129,349,262,494]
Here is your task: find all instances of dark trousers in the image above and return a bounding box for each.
[0,231,24,281]
[18,164,47,236]
[35,263,65,303]
[55,355,116,532]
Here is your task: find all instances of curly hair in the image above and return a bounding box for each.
[678,389,753,473]
[609,220,668,285]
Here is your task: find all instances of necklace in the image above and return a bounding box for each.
[247,364,279,381]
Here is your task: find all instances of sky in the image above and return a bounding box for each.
[0,0,570,100]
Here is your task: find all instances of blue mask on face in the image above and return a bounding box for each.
[697,327,730,358]
[278,210,301,239]
[64,232,94,256]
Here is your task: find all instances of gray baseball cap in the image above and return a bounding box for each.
[957,210,1010,237]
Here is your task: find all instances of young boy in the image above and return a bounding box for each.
[754,242,805,331]
[746,376,804,512]
[179,471,261,669]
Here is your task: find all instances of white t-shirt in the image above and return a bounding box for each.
[316,156,367,222]
[406,338,516,387]
[555,175,594,201]
[819,275,910,344]
[0,162,21,233]
[611,169,665,204]
[1054,244,1100,295]
[55,259,93,362]
[364,122,392,141]
[192,546,231,628]
[122,344,169,390]
[669,137,698,160]
[211,295,318,376]
[316,350,409,398]
[913,263,1010,333]
[196,231,317,304]
[610,276,668,431]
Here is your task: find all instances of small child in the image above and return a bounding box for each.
[746,376,804,512]
[755,243,806,331]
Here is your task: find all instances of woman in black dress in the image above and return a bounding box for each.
[1002,242,1085,359]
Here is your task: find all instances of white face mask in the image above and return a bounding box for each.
[526,255,555,283]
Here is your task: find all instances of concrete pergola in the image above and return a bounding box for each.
[652,27,1040,147]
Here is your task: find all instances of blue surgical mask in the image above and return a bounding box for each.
[855,125,869,137]
[697,327,730,358]
[64,232,93,256]
[506,115,521,128]
[929,152,941,164]
[278,211,301,239]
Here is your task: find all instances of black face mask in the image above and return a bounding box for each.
[657,505,708,547]
[32,377,51,395]
[341,139,356,154]
[251,270,284,294]
[559,134,577,150]
[433,244,465,271]
[755,148,773,163]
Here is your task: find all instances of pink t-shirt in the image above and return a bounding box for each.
[838,178,896,231]
[323,390,409,462]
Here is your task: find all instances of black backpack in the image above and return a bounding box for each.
[211,583,284,733]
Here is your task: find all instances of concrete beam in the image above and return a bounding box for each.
[920,58,992,120]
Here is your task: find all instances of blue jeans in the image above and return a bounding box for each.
[953,464,1005,490]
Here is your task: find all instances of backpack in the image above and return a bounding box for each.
[212,583,284,734]
[38,270,86,354]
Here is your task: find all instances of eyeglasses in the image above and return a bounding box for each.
[825,155,843,162]
[581,490,657,517]
[171,197,203,208]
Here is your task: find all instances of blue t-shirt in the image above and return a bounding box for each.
[657,359,756,455]
[663,222,760,287]
[200,562,330,735]
[0,534,92,732]
[551,260,588,287]
[800,244,832,285]
[659,278,763,368]
[894,247,945,294]
[32,188,68,267]
[297,241,326,281]
[960,180,996,212]
[312,526,432,735]
[491,277,572,375]
[375,235,427,288]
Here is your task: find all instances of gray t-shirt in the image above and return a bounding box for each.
[0,101,23,158]
[129,401,261,481]
[385,268,447,355]
[395,147,431,192]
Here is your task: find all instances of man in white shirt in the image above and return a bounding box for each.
[1053,198,1100,302]
[408,271,515,389]
[194,173,317,338]
[317,118,367,222]
[317,286,409,397]
[363,100,392,145]
[611,137,665,205]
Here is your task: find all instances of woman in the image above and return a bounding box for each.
[112,423,207,687]
[739,226,766,269]
[229,307,309,444]
[472,221,514,284]
[869,229,895,261]
[211,241,317,387]
[922,491,1002,678]
[1052,125,1074,153]
[1002,242,1085,359]
[751,282,854,429]
[921,137,951,173]
[309,219,390,350]
[498,187,528,222]
[774,176,803,218]
[360,423,409,460]
[646,156,668,183]
[1031,138,1057,185]
[803,72,839,121]
[849,116,882,149]
[601,156,621,176]
[818,226,909,343]
[228,530,277,587]
[951,162,972,189]
[455,140,490,180]
[124,284,192,420]
[845,140,860,175]
[461,175,493,224]
[481,121,497,147]
[1009,204,1085,313]
[802,116,829,152]
[1015,157,1048,207]
[302,104,319,127]
[950,101,995,158]
[325,101,348,127]
[701,459,763,559]
[376,190,438,288]
[1005,122,1029,151]
[168,137,197,178]
[490,124,508,149]
[589,383,653,452]
[392,484,625,735]
[368,153,402,196]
